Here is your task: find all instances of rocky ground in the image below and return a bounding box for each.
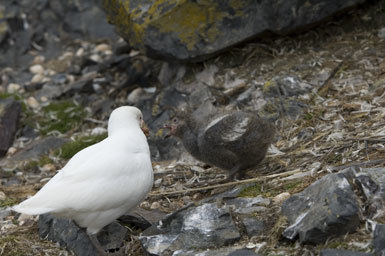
[1,0,385,256]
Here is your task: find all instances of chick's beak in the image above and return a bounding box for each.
[163,124,171,139]
[140,120,150,137]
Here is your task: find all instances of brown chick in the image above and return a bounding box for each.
[166,103,275,179]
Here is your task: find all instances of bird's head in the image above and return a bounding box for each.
[108,106,150,137]
[163,115,187,139]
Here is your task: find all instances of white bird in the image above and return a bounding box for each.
[13,106,153,254]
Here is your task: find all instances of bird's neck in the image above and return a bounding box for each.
[182,128,200,158]
[109,128,149,154]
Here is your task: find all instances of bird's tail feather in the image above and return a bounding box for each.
[12,200,53,215]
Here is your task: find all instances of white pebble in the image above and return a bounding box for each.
[31,74,44,84]
[41,163,55,172]
[150,201,160,210]
[32,55,45,64]
[94,43,110,52]
[104,50,113,55]
[6,147,17,156]
[40,96,48,102]
[127,88,145,104]
[273,192,291,204]
[59,51,74,61]
[0,191,6,200]
[18,214,35,226]
[76,48,85,57]
[46,69,56,76]
[92,83,102,92]
[89,54,102,63]
[26,96,40,109]
[67,75,75,83]
[140,201,150,209]
[154,178,162,188]
[29,64,44,74]
[91,127,107,135]
[7,83,21,93]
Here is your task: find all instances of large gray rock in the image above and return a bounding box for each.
[103,0,366,61]
[373,224,385,256]
[0,98,21,156]
[140,203,241,255]
[354,168,385,220]
[281,172,361,244]
[139,193,270,255]
[0,137,68,168]
[39,213,129,256]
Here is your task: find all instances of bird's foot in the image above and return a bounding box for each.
[227,164,245,181]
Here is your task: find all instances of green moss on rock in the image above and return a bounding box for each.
[59,133,108,160]
[0,197,18,207]
[40,101,86,135]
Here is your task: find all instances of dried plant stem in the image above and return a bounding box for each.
[327,158,385,171]
[149,169,302,197]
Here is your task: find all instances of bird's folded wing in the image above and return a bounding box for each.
[14,140,152,214]
[202,113,251,144]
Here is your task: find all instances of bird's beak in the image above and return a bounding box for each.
[140,121,150,137]
[162,124,172,139]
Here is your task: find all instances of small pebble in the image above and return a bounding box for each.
[76,48,85,57]
[46,69,56,76]
[40,96,48,102]
[182,196,192,204]
[29,64,45,75]
[0,191,6,200]
[91,127,107,135]
[26,96,40,109]
[6,147,17,156]
[273,192,291,204]
[18,213,35,226]
[104,50,113,55]
[7,83,21,93]
[378,27,385,39]
[32,55,45,64]
[153,178,162,188]
[94,43,111,53]
[41,163,56,172]
[59,51,73,61]
[67,74,75,84]
[89,54,102,63]
[31,74,44,84]
[140,201,151,209]
[192,193,204,201]
[93,83,102,92]
[127,88,145,104]
[150,201,160,210]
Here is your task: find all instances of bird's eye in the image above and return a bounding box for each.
[173,118,178,123]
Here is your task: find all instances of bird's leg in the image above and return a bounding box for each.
[89,233,108,256]
[227,164,244,181]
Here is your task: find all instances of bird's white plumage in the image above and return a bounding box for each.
[13,106,153,234]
